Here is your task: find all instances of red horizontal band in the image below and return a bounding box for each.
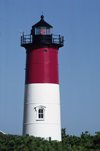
[25,46,59,84]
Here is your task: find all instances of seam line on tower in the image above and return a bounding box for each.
[24,123,61,125]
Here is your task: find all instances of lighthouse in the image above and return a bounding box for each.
[21,15,64,141]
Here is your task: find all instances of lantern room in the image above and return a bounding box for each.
[31,15,52,44]
[21,15,64,47]
[31,15,52,35]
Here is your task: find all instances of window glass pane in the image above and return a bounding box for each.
[41,109,43,113]
[46,28,50,35]
[38,114,43,118]
[41,114,43,118]
[35,28,40,35]
[40,27,46,35]
[39,109,43,113]
[50,28,52,34]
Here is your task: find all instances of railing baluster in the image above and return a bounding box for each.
[30,34,31,43]
[59,35,61,44]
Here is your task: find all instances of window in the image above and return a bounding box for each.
[38,109,43,118]
[34,105,46,121]
[35,27,40,35]
[44,50,47,53]
[46,28,52,35]
[35,27,52,35]
[40,27,46,35]
[46,28,50,35]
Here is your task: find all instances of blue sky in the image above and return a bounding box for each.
[0,0,100,136]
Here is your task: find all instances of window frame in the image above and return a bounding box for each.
[34,105,46,121]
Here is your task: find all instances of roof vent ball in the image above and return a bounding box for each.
[41,15,44,20]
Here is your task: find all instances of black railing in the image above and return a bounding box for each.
[21,34,32,45]
[21,34,64,46]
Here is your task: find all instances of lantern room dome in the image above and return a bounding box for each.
[32,15,52,28]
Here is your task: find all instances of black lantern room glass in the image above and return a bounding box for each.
[35,27,52,35]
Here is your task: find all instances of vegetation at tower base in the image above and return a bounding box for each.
[0,129,100,151]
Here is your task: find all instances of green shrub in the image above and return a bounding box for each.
[0,129,100,151]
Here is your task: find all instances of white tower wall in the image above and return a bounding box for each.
[23,83,61,141]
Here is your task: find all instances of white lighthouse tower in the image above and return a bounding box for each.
[21,15,64,141]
